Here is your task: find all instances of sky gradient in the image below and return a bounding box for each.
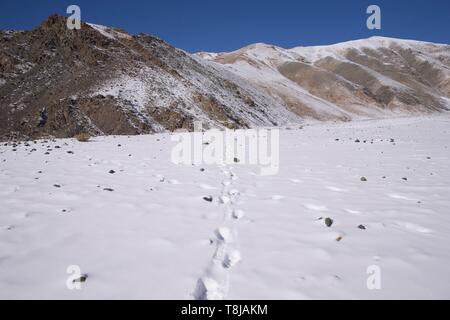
[0,0,449,53]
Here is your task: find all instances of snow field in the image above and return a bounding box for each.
[1,114,450,299]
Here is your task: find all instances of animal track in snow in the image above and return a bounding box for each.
[232,209,245,220]
[215,227,233,244]
[222,180,232,186]
[194,277,225,300]
[194,167,244,300]
[193,228,233,300]
[219,195,231,205]
[223,250,242,269]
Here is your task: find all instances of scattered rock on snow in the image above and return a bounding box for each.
[325,217,334,227]
[72,274,88,283]
[203,196,213,202]
[360,177,367,182]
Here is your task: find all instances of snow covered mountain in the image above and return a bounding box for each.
[0,15,297,140]
[198,37,450,120]
[1,15,449,140]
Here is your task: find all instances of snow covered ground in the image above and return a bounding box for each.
[1,114,450,299]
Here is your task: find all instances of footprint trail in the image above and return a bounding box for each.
[194,167,244,300]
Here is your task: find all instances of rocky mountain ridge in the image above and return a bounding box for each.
[1,15,449,140]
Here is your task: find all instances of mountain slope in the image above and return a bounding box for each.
[0,15,298,140]
[198,37,450,120]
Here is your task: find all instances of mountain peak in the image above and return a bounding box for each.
[38,14,67,30]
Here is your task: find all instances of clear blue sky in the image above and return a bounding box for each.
[1,0,449,52]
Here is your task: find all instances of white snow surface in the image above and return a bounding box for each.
[290,36,449,63]
[1,115,450,299]
[94,74,151,112]
[87,23,132,41]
